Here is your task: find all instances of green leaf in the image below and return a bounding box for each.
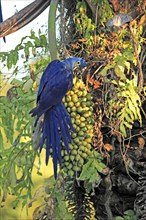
[123,121,132,129]
[94,161,106,173]
[100,63,115,76]
[123,50,134,61]
[93,150,103,160]
[11,78,23,86]
[89,171,101,183]
[12,199,19,209]
[115,217,124,220]
[125,108,135,121]
[7,52,13,69]
[24,46,29,58]
[40,35,47,46]
[120,123,127,137]
[127,100,137,119]
[124,209,135,216]
[124,61,130,74]
[79,160,93,180]
[124,112,133,124]
[9,164,17,187]
[115,66,126,80]
[25,41,33,47]
[54,190,73,220]
[0,130,4,149]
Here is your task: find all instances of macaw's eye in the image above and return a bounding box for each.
[76,61,80,65]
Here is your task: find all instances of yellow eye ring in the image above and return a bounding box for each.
[76,61,80,65]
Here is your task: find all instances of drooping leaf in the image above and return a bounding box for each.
[79,160,93,180]
[120,123,126,137]
[123,121,132,129]
[94,161,106,173]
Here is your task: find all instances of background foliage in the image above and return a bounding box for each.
[0,0,146,219]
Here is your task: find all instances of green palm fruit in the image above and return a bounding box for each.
[61,77,94,177]
[70,155,75,161]
[76,154,81,161]
[64,155,70,161]
[72,144,78,150]
[78,158,84,166]
[80,116,86,122]
[81,152,87,158]
[82,90,88,96]
[71,106,76,112]
[71,118,75,124]
[68,101,74,107]
[68,170,74,177]
[64,162,70,167]
[68,144,74,150]
[80,145,85,151]
[67,164,73,170]
[73,166,80,172]
[81,127,88,132]
[66,96,71,102]
[75,119,80,126]
[78,130,84,136]
[67,107,71,113]
[71,94,78,103]
[72,149,78,155]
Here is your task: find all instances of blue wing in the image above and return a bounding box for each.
[30,61,73,117]
[37,59,59,103]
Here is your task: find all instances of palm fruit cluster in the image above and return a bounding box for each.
[62,77,94,177]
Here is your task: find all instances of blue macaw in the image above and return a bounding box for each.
[30,57,86,178]
[0,0,6,42]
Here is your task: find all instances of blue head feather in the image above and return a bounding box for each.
[61,57,86,70]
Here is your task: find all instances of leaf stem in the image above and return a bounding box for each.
[48,0,59,60]
[129,22,143,92]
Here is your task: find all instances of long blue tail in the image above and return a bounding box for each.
[40,102,74,178]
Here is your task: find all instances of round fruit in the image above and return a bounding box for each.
[80,122,86,128]
[67,107,71,113]
[72,133,77,138]
[78,131,84,136]
[72,149,78,155]
[68,101,74,107]
[71,106,77,112]
[68,170,74,176]
[72,94,78,103]
[61,77,94,176]
[75,119,80,125]
[73,137,80,144]
[66,96,71,102]
[70,155,75,161]
[73,166,80,172]
[81,152,87,158]
[80,145,85,151]
[64,155,69,161]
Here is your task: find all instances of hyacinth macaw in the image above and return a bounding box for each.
[30,57,86,178]
[0,0,6,42]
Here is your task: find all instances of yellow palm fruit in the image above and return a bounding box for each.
[62,77,94,177]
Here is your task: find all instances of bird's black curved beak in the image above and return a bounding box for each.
[80,59,86,69]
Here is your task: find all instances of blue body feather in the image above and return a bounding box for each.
[30,57,86,178]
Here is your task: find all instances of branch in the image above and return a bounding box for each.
[129,22,144,92]
[48,0,59,60]
[0,0,51,38]
[84,0,96,18]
